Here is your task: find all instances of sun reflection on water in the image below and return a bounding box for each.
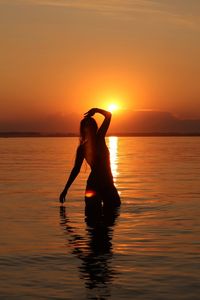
[108,136,119,182]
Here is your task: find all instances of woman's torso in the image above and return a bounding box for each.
[83,137,113,185]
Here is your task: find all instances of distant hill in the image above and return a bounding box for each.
[1,110,200,136]
[111,111,200,134]
[1,132,200,138]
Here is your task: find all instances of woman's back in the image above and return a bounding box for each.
[83,136,113,180]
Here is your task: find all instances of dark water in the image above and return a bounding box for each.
[0,137,200,299]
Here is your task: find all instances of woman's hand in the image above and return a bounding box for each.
[59,190,67,203]
[84,108,97,118]
[84,108,111,118]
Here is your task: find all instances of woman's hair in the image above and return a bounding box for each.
[80,117,98,144]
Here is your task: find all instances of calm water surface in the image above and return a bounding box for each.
[0,137,200,299]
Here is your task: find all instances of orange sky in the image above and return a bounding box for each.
[0,0,200,131]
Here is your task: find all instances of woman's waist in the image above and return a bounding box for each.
[88,169,113,184]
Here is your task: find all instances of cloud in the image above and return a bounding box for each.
[17,0,198,30]
[1,0,198,30]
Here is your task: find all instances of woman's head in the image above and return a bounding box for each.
[80,117,98,142]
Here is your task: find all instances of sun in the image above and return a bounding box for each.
[107,103,119,113]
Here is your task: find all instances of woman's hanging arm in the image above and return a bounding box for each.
[59,145,84,203]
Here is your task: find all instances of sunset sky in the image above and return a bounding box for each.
[0,0,200,132]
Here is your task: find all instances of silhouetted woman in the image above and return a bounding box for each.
[59,108,121,216]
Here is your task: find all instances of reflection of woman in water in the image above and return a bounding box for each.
[60,108,121,216]
[59,205,120,298]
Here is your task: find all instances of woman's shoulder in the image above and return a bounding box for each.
[77,143,84,151]
[75,144,85,160]
[78,141,88,153]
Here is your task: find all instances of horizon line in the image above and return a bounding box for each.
[1,131,200,138]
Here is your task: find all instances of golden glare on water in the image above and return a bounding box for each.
[108,136,119,182]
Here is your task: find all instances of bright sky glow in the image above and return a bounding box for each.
[107,103,120,113]
[0,0,200,132]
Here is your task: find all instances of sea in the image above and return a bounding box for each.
[0,137,200,300]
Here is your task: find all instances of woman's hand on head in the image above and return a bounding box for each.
[59,190,67,203]
[84,108,97,118]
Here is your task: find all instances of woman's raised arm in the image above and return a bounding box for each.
[84,108,111,137]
